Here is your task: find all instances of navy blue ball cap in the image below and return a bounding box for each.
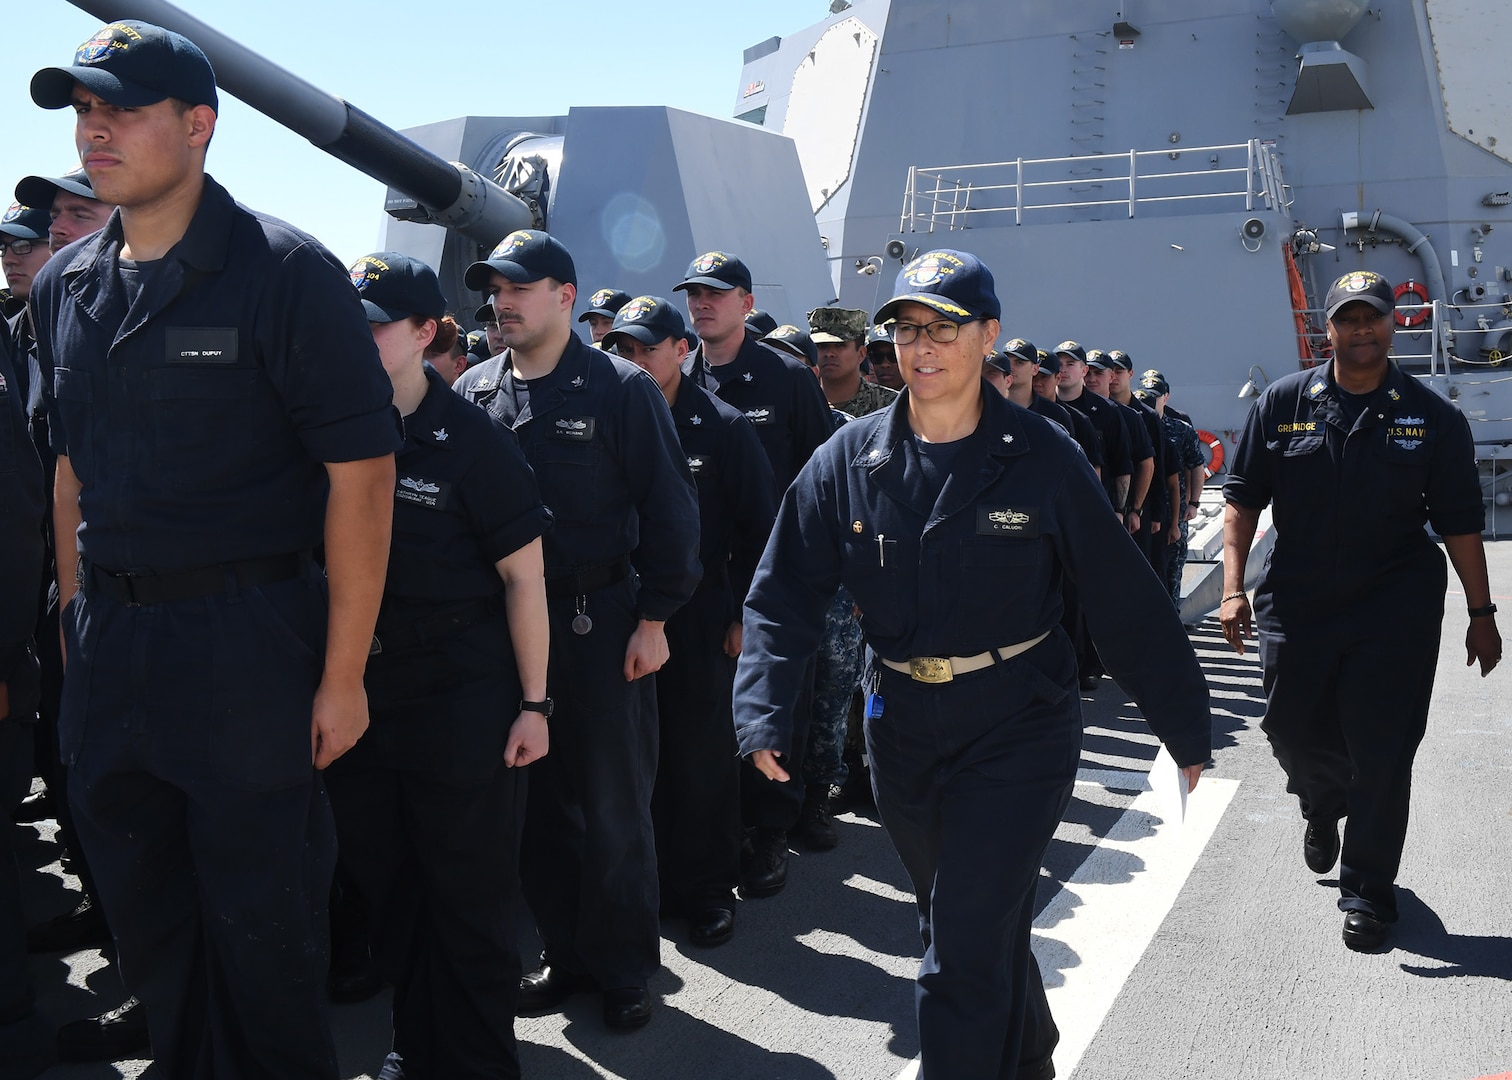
[1035,349,1060,376]
[874,248,1001,326]
[1000,337,1038,365]
[1133,388,1160,407]
[1104,349,1133,371]
[349,252,448,323]
[1139,371,1171,396]
[1085,349,1111,371]
[0,203,50,241]
[866,322,894,347]
[464,229,577,292]
[1324,270,1394,320]
[16,167,95,209]
[745,309,779,336]
[32,21,218,112]
[1054,340,1086,364]
[675,251,753,293]
[984,350,1012,375]
[763,324,819,368]
[473,301,497,325]
[603,296,687,347]
[578,288,632,322]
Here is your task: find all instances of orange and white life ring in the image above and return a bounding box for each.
[1196,429,1225,479]
[1393,280,1430,328]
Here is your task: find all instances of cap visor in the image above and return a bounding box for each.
[361,299,405,323]
[16,175,93,206]
[604,325,666,347]
[765,340,812,365]
[1326,296,1392,320]
[31,66,165,110]
[873,294,978,325]
[810,332,848,344]
[673,276,737,292]
[578,307,615,322]
[464,259,543,292]
[0,222,47,241]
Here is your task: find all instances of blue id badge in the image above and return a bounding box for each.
[864,692,885,721]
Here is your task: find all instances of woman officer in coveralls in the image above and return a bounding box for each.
[734,249,1211,1080]
[325,252,551,1080]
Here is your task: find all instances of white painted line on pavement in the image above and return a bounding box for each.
[893,774,1240,1080]
[1033,776,1239,1077]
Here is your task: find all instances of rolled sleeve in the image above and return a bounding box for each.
[1222,397,1273,510]
[1426,409,1487,537]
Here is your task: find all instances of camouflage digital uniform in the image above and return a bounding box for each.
[833,378,899,420]
[801,307,893,789]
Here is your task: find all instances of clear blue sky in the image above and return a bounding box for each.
[7,0,826,263]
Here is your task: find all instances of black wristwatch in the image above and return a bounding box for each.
[520,698,554,718]
[1468,603,1498,619]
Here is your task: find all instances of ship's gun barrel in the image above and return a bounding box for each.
[63,0,536,243]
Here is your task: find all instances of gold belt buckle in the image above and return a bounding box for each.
[908,656,953,683]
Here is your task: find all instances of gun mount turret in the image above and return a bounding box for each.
[62,0,835,329]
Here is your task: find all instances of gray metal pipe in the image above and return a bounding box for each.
[1339,209,1449,308]
[62,0,536,243]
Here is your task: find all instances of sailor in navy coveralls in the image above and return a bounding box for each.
[676,250,832,897]
[326,253,551,1078]
[0,292,50,1076]
[734,249,1211,1080]
[29,23,399,1078]
[454,231,700,1031]
[1222,269,1501,952]
[603,296,777,950]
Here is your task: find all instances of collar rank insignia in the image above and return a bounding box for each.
[433,428,448,441]
[1387,388,1401,401]
[690,414,703,425]
[572,376,585,387]
[742,372,754,382]
[1002,434,1014,443]
[475,376,493,390]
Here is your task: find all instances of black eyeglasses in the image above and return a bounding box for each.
[892,318,975,345]
[0,238,38,256]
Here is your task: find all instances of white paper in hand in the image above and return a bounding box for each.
[1149,744,1188,825]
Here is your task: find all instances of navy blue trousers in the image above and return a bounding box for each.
[1256,576,1444,920]
[652,581,742,911]
[520,576,660,988]
[865,632,1079,1080]
[60,575,337,1080]
[1,718,55,1079]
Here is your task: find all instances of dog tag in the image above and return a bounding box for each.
[571,613,593,636]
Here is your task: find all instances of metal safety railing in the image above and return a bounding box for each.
[899,139,1291,233]
[1291,297,1512,388]
[1291,296,1512,534]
